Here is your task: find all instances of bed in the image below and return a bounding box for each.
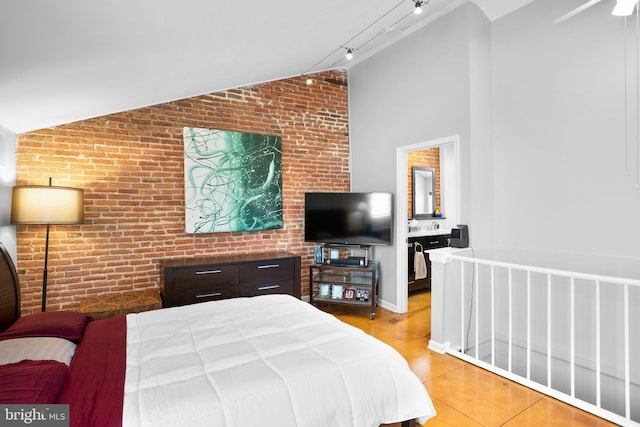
[0,243,436,426]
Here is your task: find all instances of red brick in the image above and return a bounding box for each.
[16,71,349,314]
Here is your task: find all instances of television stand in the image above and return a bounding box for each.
[309,261,380,319]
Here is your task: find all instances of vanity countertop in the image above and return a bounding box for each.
[407,229,451,238]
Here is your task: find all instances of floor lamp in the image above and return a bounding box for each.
[10,178,84,312]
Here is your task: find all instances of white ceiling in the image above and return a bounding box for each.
[0,0,534,134]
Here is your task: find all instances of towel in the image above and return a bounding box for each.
[414,250,427,280]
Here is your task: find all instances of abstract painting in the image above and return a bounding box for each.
[184,127,283,233]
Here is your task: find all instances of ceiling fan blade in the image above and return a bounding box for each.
[554,0,604,24]
[612,0,639,16]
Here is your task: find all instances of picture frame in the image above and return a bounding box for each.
[319,283,330,298]
[343,288,355,300]
[183,127,283,233]
[331,284,343,299]
[356,288,369,302]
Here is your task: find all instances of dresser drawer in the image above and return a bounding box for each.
[173,285,240,306]
[239,280,295,297]
[173,265,239,291]
[239,258,295,283]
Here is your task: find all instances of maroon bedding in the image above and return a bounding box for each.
[56,316,126,427]
[0,360,68,404]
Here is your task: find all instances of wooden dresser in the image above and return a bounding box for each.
[160,252,301,307]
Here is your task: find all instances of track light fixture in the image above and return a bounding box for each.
[414,0,424,15]
[345,48,354,60]
[302,0,428,74]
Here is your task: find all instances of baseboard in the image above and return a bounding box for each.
[376,298,399,313]
[428,340,450,354]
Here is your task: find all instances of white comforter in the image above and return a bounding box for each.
[123,294,435,427]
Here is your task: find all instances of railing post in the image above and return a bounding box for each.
[547,273,552,388]
[475,261,479,359]
[526,270,531,381]
[427,250,453,354]
[624,284,630,420]
[461,258,465,353]
[491,265,495,367]
[508,268,513,373]
[570,277,575,398]
[595,280,601,409]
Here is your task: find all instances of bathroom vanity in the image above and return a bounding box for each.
[407,231,450,292]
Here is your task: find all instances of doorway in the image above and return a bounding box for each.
[394,135,459,314]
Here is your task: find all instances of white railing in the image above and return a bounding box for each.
[442,252,640,427]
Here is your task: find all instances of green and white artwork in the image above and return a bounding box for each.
[184,127,283,233]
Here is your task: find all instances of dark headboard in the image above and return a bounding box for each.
[0,243,20,332]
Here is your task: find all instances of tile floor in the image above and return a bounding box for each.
[318,290,616,427]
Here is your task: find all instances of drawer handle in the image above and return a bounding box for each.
[196,292,222,298]
[429,241,439,245]
[257,285,280,291]
[257,264,279,269]
[195,269,222,275]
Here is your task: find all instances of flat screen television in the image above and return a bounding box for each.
[304,192,393,246]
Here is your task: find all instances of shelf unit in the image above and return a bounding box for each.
[309,261,379,319]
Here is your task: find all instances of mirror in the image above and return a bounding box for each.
[412,166,436,218]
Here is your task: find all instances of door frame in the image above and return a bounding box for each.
[395,135,460,313]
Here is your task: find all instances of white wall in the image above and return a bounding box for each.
[492,0,640,260]
[351,0,640,313]
[349,3,493,307]
[0,125,17,263]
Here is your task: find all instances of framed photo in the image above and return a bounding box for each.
[331,284,343,299]
[356,288,369,302]
[343,288,355,300]
[319,283,330,298]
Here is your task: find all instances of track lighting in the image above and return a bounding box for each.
[414,1,424,15]
[612,0,639,16]
[303,0,425,73]
[345,48,354,60]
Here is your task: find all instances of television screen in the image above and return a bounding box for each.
[304,192,393,246]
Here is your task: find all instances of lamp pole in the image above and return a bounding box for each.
[42,222,50,311]
[41,177,52,312]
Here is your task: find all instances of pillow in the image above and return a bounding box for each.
[0,311,92,344]
[0,337,77,366]
[0,360,68,404]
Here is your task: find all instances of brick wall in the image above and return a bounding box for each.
[15,70,349,314]
[407,148,441,217]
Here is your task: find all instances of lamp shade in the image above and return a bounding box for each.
[11,185,84,225]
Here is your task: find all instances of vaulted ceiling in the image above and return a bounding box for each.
[0,0,536,133]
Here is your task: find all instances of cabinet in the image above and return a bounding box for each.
[309,262,379,319]
[408,234,450,292]
[161,252,301,307]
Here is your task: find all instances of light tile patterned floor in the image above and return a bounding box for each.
[318,290,616,427]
